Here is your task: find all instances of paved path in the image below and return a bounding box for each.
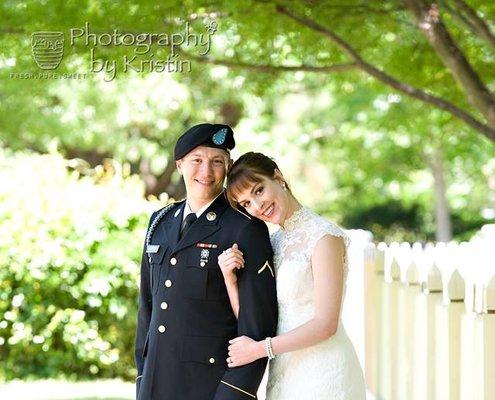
[0,379,134,400]
[0,378,373,399]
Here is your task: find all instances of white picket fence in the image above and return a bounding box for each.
[364,224,495,400]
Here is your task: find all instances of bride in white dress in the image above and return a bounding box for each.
[218,152,365,400]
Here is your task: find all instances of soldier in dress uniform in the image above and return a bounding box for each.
[134,123,278,400]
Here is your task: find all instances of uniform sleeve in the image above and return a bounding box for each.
[213,220,278,400]
[134,212,155,396]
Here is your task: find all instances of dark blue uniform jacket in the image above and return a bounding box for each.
[135,192,278,399]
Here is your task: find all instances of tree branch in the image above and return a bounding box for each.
[273,3,495,141]
[310,3,417,28]
[452,0,495,50]
[303,4,406,15]
[182,51,357,73]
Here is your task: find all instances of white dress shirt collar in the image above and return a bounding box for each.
[182,192,222,222]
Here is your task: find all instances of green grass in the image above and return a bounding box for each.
[0,379,134,400]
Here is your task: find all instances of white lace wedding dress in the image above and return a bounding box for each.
[265,207,366,400]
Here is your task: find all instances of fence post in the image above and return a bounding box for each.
[395,242,417,400]
[378,243,400,400]
[478,277,495,400]
[364,242,381,397]
[435,269,464,400]
[460,280,477,400]
[472,270,495,400]
[413,255,442,400]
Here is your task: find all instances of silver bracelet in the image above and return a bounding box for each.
[265,337,275,360]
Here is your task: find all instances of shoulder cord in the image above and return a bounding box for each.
[145,202,177,264]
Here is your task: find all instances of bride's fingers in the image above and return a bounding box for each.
[219,262,242,276]
[232,261,243,270]
[229,260,243,270]
[229,257,244,268]
[218,251,243,265]
[231,243,244,255]
[226,253,243,261]
[225,246,243,256]
[225,252,245,264]
[227,357,240,368]
[222,255,244,268]
[229,336,245,344]
[219,253,243,266]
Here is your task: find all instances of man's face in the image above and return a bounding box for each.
[176,146,231,203]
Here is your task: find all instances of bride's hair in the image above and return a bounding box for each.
[226,152,291,209]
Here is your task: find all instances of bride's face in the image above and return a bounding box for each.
[235,175,289,225]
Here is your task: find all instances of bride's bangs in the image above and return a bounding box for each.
[227,169,263,208]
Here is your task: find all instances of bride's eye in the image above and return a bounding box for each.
[255,186,264,195]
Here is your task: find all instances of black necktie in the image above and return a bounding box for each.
[180,213,197,239]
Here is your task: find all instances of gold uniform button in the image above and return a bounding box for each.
[206,212,216,221]
[160,302,168,310]
[165,279,172,288]
[170,257,177,266]
[158,325,166,333]
[209,358,215,364]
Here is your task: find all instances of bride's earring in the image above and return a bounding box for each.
[282,182,287,191]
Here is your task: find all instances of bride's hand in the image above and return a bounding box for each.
[227,336,264,367]
[218,243,244,284]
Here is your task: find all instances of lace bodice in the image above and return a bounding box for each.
[270,207,350,311]
[266,207,366,400]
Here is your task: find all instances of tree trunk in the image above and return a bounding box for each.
[404,0,495,128]
[429,146,453,242]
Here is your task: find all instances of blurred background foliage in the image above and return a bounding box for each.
[0,0,494,381]
[0,150,161,380]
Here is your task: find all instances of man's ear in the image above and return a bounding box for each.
[227,158,234,172]
[176,159,182,174]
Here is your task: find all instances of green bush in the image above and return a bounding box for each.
[0,150,164,381]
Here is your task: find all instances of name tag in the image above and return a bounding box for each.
[146,244,160,253]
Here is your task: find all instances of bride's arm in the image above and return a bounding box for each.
[224,276,240,319]
[269,235,344,352]
[227,235,344,365]
[218,244,244,319]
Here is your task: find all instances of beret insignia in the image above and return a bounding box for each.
[212,128,228,145]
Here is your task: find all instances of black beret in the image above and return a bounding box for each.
[174,123,235,160]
